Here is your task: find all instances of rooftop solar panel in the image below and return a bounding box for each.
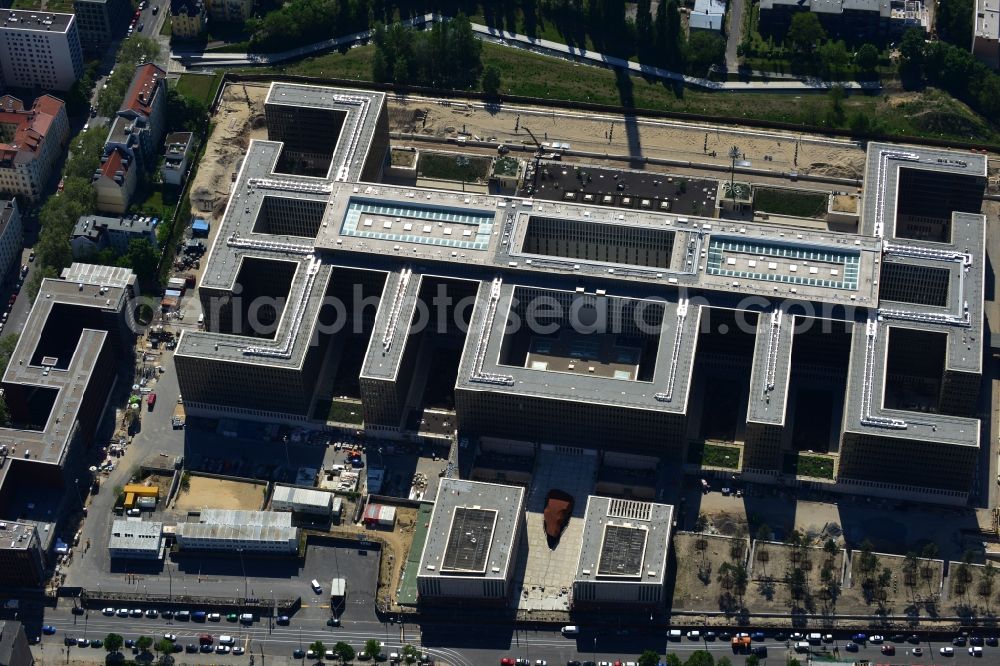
[597,524,647,577]
[441,507,497,574]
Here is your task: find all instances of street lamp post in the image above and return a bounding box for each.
[238,548,248,600]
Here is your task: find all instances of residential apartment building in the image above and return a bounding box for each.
[169,0,206,38]
[71,213,158,258]
[161,131,193,185]
[973,0,999,68]
[0,94,69,202]
[758,0,928,41]
[0,10,83,91]
[73,0,130,51]
[91,146,137,214]
[94,64,166,213]
[0,200,22,284]
[205,0,251,22]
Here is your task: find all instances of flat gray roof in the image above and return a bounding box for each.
[575,496,673,585]
[176,522,298,543]
[198,509,291,527]
[0,273,130,465]
[0,9,74,31]
[179,84,988,453]
[418,478,524,580]
[108,519,163,553]
[0,519,38,551]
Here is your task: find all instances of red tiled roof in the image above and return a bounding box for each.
[100,148,127,179]
[123,64,165,116]
[0,95,64,162]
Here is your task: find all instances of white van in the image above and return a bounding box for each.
[239,613,254,624]
[808,633,822,644]
[561,626,579,635]
[218,636,235,646]
[311,579,322,594]
[668,629,682,641]
[795,642,811,653]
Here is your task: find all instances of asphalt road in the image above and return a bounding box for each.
[29,607,1000,666]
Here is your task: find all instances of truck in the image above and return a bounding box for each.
[172,403,185,429]
[731,634,751,654]
[330,577,346,610]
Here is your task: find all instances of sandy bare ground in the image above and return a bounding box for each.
[330,506,418,607]
[189,82,270,219]
[173,475,266,512]
[388,96,868,180]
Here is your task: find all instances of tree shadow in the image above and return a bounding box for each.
[613,68,643,168]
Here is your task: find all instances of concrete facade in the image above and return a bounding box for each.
[0,10,83,91]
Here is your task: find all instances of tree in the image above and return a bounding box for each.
[309,641,326,661]
[685,650,715,666]
[745,655,760,666]
[638,649,660,666]
[104,633,124,654]
[119,238,160,283]
[787,13,825,53]
[333,641,354,663]
[481,65,501,96]
[665,655,683,666]
[855,43,879,72]
[898,27,925,83]
[26,266,58,302]
[716,659,732,666]
[937,0,974,48]
[364,639,382,660]
[685,31,724,76]
[154,638,175,663]
[818,39,850,79]
[824,538,838,556]
[402,644,419,664]
[136,636,153,653]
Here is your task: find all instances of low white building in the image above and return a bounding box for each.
[108,519,163,559]
[271,484,335,516]
[175,509,298,555]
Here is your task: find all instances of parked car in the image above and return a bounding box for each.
[870,635,884,644]
[186,644,198,653]
[845,643,859,652]
[293,649,305,658]
[971,636,984,646]
[42,626,56,635]
[953,637,968,646]
[130,609,143,617]
[987,637,999,646]
[64,636,76,646]
[91,639,103,648]
[940,647,955,656]
[913,647,923,656]
[208,612,221,622]
[969,646,984,657]
[906,634,920,644]
[880,644,895,655]
[77,638,89,647]
[750,632,766,641]
[102,607,115,616]
[277,615,290,625]
[851,633,867,643]
[233,646,245,655]
[145,609,158,618]
[71,606,85,615]
[163,634,176,642]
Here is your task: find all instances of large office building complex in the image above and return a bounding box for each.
[0,264,137,518]
[0,10,83,91]
[175,83,988,505]
[416,478,525,604]
[573,497,673,606]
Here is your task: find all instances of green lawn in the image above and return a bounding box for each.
[753,187,828,218]
[794,454,835,479]
[317,398,364,425]
[175,72,224,105]
[261,41,1000,145]
[690,443,742,469]
[160,17,171,37]
[417,152,491,183]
